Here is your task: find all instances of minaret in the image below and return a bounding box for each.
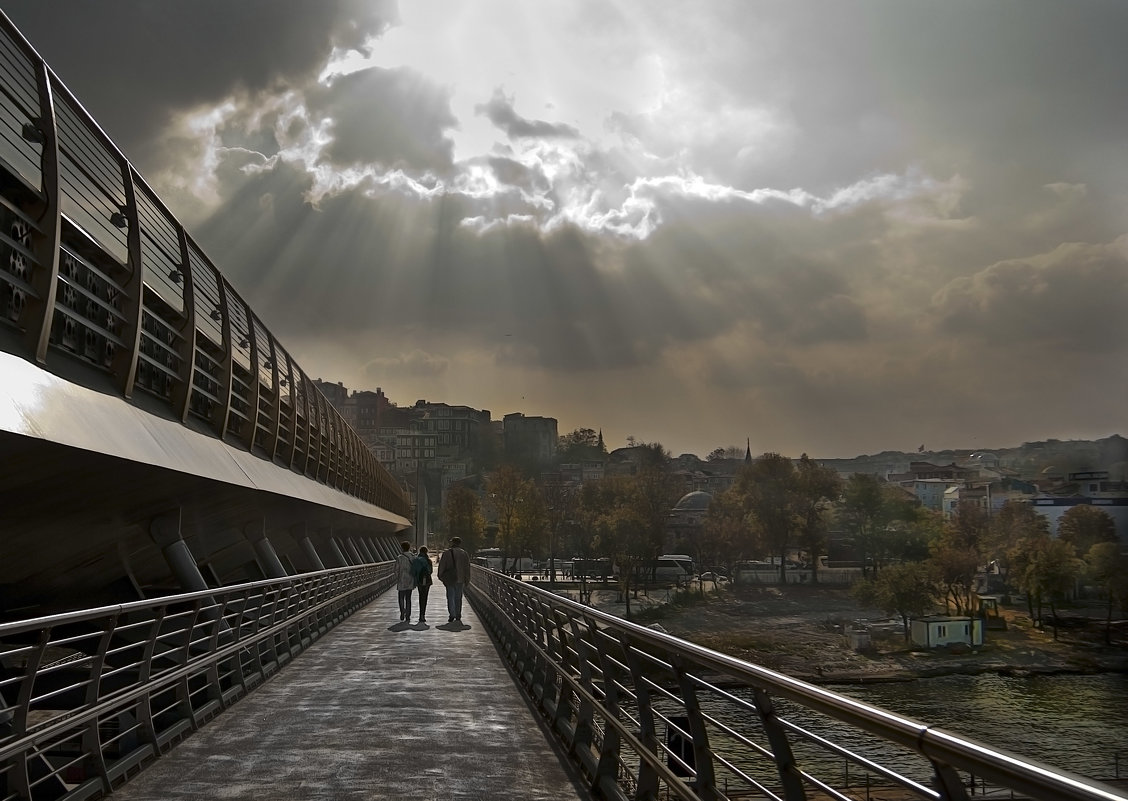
[744,438,752,463]
[598,428,605,453]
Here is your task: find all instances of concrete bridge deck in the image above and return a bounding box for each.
[109,588,593,801]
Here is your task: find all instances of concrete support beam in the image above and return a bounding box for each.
[150,509,209,593]
[324,533,349,568]
[341,538,364,565]
[244,520,287,579]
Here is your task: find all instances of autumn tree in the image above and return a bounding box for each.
[707,445,745,461]
[838,474,919,575]
[700,486,746,578]
[557,428,605,463]
[852,561,936,641]
[485,464,532,574]
[1086,542,1128,645]
[1024,538,1082,640]
[793,455,842,583]
[735,453,800,584]
[988,501,1051,598]
[512,490,550,570]
[443,485,485,554]
[583,475,650,617]
[1058,505,1118,558]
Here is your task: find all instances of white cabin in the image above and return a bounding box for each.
[910,616,983,648]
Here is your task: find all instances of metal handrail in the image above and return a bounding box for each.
[469,567,1128,801]
[0,10,408,518]
[0,563,394,801]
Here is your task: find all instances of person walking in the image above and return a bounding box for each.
[395,540,415,621]
[412,546,433,623]
[437,536,471,622]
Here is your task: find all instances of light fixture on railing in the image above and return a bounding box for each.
[110,209,128,228]
[210,308,222,321]
[264,358,275,369]
[239,337,250,349]
[168,269,183,284]
[279,377,288,386]
[21,121,45,144]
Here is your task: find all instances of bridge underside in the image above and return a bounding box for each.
[1,352,409,620]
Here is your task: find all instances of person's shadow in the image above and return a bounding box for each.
[387,621,413,632]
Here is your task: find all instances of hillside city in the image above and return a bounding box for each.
[313,378,1128,579]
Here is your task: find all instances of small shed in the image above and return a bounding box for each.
[910,616,983,649]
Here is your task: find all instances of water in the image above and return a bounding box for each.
[829,672,1128,781]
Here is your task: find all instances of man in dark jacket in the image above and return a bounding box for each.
[437,537,471,622]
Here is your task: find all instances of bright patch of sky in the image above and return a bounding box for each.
[321,0,668,161]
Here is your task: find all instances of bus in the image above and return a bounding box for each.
[474,548,535,573]
[635,555,695,584]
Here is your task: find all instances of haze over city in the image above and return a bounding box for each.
[4,0,1126,459]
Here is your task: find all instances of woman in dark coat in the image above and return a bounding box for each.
[412,546,433,623]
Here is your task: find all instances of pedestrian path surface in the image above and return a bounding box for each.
[111,587,594,801]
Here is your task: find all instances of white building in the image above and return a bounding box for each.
[911,616,984,649]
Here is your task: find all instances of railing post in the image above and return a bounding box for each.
[82,615,119,793]
[931,761,972,801]
[114,164,144,398]
[26,58,61,363]
[590,620,626,798]
[620,632,661,801]
[671,655,719,801]
[750,686,807,801]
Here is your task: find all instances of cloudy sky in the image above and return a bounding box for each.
[4,1,1126,458]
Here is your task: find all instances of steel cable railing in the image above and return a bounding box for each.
[469,567,1128,801]
[0,563,394,801]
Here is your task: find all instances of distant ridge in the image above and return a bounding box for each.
[812,434,1127,479]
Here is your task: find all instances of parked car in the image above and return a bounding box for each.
[699,571,729,583]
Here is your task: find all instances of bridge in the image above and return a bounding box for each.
[0,11,1126,801]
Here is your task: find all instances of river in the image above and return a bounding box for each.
[829,672,1128,782]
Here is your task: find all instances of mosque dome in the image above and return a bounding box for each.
[673,491,712,512]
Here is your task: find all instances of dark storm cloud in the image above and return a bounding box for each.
[475,89,580,140]
[931,238,1128,352]
[309,66,457,173]
[0,0,397,171]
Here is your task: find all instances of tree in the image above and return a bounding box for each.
[512,490,550,569]
[929,543,980,616]
[443,485,485,554]
[988,501,1051,599]
[707,446,744,461]
[853,561,936,641]
[557,428,605,463]
[838,474,918,575]
[1024,538,1082,640]
[1086,542,1128,645]
[1058,505,1118,558]
[928,503,992,616]
[585,475,652,618]
[735,453,799,584]
[793,455,842,583]
[485,464,532,574]
[700,486,746,587]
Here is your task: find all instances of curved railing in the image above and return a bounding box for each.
[0,12,408,517]
[0,563,395,801]
[470,568,1128,801]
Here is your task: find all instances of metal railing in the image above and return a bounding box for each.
[0,563,394,801]
[0,11,408,517]
[470,568,1128,801]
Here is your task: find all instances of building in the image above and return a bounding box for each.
[503,412,558,464]
[910,616,984,649]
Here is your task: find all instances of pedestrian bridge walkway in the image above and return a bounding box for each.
[108,585,591,801]
[4,567,1128,801]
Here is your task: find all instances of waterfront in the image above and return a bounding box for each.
[832,672,1128,782]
